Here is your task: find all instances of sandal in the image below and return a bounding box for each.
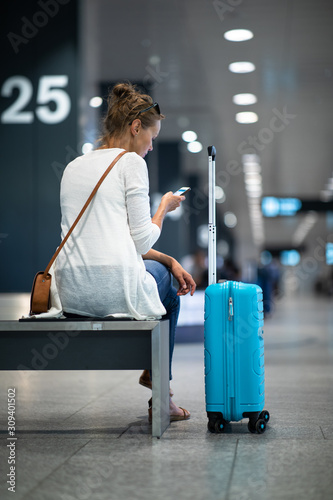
[147,398,190,423]
[139,370,174,397]
[170,407,191,421]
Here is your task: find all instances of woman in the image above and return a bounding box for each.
[56,82,196,421]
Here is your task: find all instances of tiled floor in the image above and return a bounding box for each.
[0,292,332,499]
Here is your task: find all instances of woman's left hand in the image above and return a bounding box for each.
[170,260,196,296]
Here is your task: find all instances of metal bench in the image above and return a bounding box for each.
[0,318,170,438]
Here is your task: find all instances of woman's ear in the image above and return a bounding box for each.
[130,119,142,136]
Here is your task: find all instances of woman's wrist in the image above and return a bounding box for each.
[156,252,174,269]
[168,256,177,270]
[152,202,167,229]
[144,250,175,270]
[158,200,168,220]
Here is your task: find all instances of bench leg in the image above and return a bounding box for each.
[151,320,170,438]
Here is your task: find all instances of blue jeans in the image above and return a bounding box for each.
[144,260,180,380]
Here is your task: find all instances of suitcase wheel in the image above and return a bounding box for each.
[248,418,267,434]
[256,419,266,434]
[259,410,270,423]
[214,419,227,433]
[207,418,228,433]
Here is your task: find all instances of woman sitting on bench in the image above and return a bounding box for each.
[55,82,196,422]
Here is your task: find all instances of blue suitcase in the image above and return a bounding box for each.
[204,147,270,434]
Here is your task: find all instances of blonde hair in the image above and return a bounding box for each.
[100,82,164,146]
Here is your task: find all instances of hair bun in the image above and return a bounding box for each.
[100,81,164,146]
[112,82,136,100]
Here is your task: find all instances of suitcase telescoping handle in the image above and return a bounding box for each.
[208,146,217,286]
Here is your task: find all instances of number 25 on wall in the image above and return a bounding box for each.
[1,75,71,125]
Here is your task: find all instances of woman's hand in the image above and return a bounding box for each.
[152,192,185,230]
[170,259,196,296]
[160,191,185,213]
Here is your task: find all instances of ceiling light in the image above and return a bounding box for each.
[224,212,237,228]
[182,130,197,142]
[242,154,260,163]
[224,29,254,42]
[187,141,203,153]
[82,142,94,154]
[236,112,258,124]
[243,163,261,174]
[229,61,255,73]
[215,186,226,202]
[244,174,262,185]
[89,96,103,108]
[242,154,265,246]
[232,93,257,105]
[246,186,263,196]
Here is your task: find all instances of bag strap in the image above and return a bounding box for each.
[43,150,127,278]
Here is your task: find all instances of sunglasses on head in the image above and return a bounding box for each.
[137,102,161,116]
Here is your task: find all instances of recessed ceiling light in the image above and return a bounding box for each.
[242,154,260,163]
[244,174,262,185]
[89,96,103,108]
[232,93,257,105]
[215,186,226,202]
[224,212,237,228]
[245,185,263,195]
[247,190,262,199]
[187,141,203,153]
[182,130,197,142]
[229,61,255,73]
[235,111,258,124]
[224,29,254,42]
[82,142,94,154]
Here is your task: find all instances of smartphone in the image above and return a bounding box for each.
[173,187,191,196]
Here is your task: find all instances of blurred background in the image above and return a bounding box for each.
[1,0,333,319]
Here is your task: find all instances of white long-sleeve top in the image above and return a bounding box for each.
[55,148,166,319]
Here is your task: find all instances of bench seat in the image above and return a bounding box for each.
[0,318,170,438]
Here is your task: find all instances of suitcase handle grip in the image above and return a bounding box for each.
[207,145,216,159]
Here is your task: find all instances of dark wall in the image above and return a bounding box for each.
[0,0,79,291]
[154,141,184,260]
